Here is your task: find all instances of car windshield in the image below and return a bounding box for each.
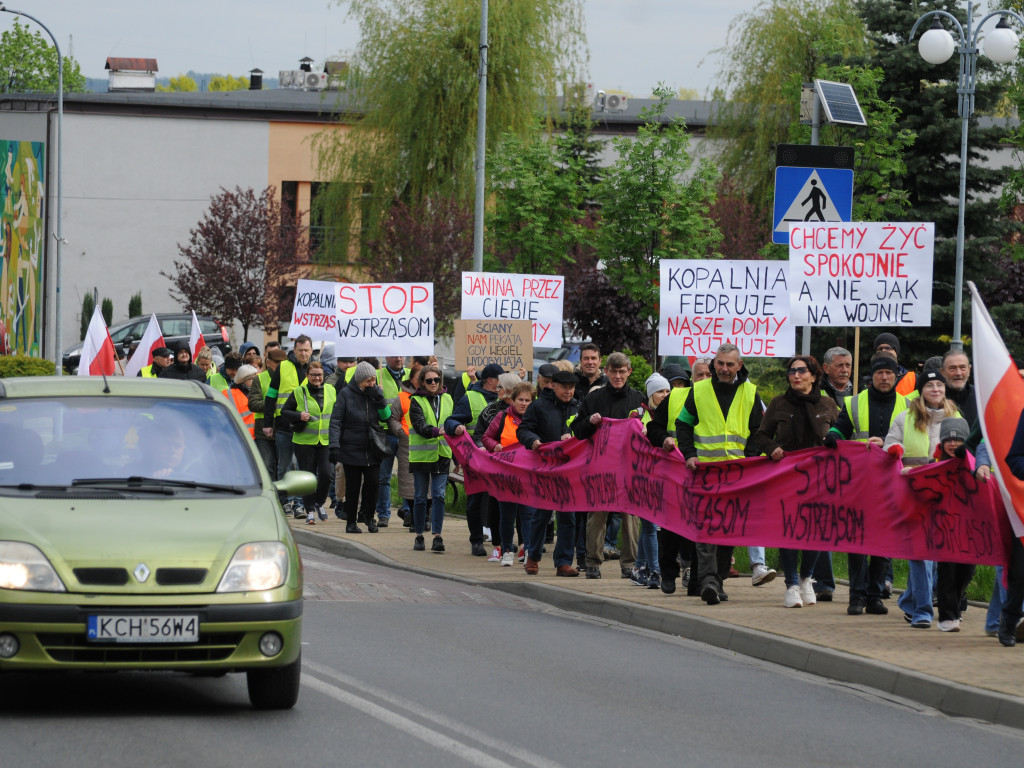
[0,396,261,492]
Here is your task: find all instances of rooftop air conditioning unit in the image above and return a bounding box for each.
[605,93,628,112]
[304,72,327,90]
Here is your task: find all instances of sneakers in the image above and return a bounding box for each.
[282,500,294,517]
[293,504,306,520]
[799,576,816,606]
[701,584,721,605]
[629,567,649,586]
[882,579,893,599]
[585,567,601,579]
[500,551,514,567]
[431,535,445,552]
[911,619,931,629]
[751,563,776,586]
[366,520,379,533]
[517,545,526,564]
[471,542,487,557]
[784,584,803,608]
[681,566,691,585]
[305,510,316,525]
[815,590,834,602]
[482,527,492,542]
[660,576,676,594]
[413,535,425,551]
[316,503,328,522]
[848,598,866,616]
[646,571,662,590]
[603,546,620,561]
[488,548,502,562]
[938,619,961,632]
[377,517,389,528]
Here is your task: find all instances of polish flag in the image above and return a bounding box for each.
[123,314,165,378]
[970,281,1024,539]
[189,310,207,358]
[77,307,118,377]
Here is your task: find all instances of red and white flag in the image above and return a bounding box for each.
[123,314,165,378]
[77,307,118,377]
[970,281,1024,539]
[189,310,207,358]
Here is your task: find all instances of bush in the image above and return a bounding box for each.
[129,292,142,318]
[101,298,113,326]
[80,294,95,341]
[0,355,56,377]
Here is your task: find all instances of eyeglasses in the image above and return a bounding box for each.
[787,366,810,376]
[424,377,441,384]
[876,344,895,352]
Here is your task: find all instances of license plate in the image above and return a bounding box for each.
[86,614,199,643]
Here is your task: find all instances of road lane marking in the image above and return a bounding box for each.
[301,674,513,768]
[303,660,569,768]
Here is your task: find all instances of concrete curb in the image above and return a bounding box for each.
[293,529,1024,730]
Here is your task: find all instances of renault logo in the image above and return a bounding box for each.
[133,563,151,582]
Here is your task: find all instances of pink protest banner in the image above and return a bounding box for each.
[447,418,1012,567]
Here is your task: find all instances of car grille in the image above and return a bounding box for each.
[37,632,246,663]
[155,568,208,586]
[73,568,130,586]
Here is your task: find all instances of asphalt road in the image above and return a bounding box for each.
[3,546,1023,767]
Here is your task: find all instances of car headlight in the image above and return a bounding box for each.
[0,542,66,592]
[216,542,288,593]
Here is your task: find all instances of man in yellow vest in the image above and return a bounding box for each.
[138,347,174,377]
[824,353,909,616]
[249,346,284,479]
[675,344,766,604]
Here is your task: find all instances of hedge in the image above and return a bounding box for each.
[0,355,57,377]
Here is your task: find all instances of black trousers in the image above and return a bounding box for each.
[293,443,331,510]
[658,529,695,582]
[466,491,486,544]
[847,554,890,601]
[343,463,379,526]
[936,561,976,622]
[1002,536,1024,625]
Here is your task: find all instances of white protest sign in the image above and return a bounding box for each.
[659,260,794,358]
[288,279,339,340]
[789,222,934,326]
[461,271,563,346]
[333,282,434,356]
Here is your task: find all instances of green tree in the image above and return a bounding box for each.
[128,292,142,318]
[594,87,722,362]
[156,74,198,92]
[100,298,113,327]
[710,0,868,220]
[312,0,587,261]
[856,0,1013,359]
[80,293,95,341]
[208,74,249,92]
[0,19,86,93]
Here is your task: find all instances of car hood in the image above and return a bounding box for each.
[0,492,287,593]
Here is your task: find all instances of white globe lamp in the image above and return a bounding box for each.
[984,17,1020,64]
[919,19,957,64]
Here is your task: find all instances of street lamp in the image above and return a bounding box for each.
[0,4,64,374]
[910,2,1024,352]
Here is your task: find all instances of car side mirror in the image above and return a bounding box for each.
[273,470,317,497]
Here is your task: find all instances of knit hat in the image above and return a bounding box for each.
[917,369,946,394]
[873,332,901,356]
[646,373,671,398]
[939,416,969,443]
[497,372,521,392]
[871,356,900,374]
[353,361,377,383]
[234,364,259,384]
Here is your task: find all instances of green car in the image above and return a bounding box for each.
[0,376,315,709]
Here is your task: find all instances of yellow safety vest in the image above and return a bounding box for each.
[377,367,408,400]
[253,369,270,426]
[466,390,488,431]
[666,387,690,437]
[409,394,454,462]
[141,364,158,378]
[291,384,337,446]
[208,371,230,395]
[691,378,757,461]
[902,410,933,466]
[274,361,307,418]
[845,390,907,442]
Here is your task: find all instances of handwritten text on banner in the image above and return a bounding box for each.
[658,260,793,358]
[288,278,339,340]
[788,222,935,326]
[447,419,1011,566]
[461,271,564,345]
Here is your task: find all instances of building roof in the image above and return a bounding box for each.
[105,58,159,72]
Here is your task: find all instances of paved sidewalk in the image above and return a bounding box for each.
[290,511,1024,729]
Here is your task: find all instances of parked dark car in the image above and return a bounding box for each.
[63,314,232,374]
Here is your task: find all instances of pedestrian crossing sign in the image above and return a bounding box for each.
[772,167,854,244]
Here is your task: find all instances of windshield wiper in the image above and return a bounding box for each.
[0,483,72,491]
[72,477,246,495]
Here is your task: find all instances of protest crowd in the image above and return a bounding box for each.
[131,324,1024,651]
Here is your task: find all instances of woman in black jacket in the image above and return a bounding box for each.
[754,355,838,609]
[328,361,392,534]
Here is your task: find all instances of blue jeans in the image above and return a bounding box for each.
[897,559,935,623]
[748,546,766,567]
[635,518,659,573]
[604,512,621,550]
[987,566,1006,633]
[413,471,447,536]
[813,551,835,595]
[526,507,548,563]
[275,429,301,508]
[779,549,820,588]
[552,512,580,568]
[375,434,399,519]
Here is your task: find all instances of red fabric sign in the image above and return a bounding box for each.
[447,418,1012,566]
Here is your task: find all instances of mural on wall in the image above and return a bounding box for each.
[0,140,46,356]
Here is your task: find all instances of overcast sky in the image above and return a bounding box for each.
[0,0,752,97]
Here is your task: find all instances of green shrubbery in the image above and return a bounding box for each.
[0,355,56,377]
